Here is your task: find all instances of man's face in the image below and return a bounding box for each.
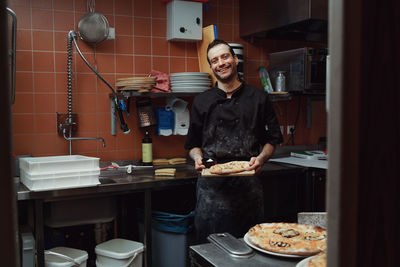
[207,44,239,83]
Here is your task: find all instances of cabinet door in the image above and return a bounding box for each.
[306,168,327,212]
[262,171,307,222]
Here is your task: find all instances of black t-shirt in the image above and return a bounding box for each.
[184,83,283,162]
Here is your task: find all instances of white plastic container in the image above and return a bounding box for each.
[19,155,100,191]
[45,247,88,267]
[19,155,99,174]
[95,238,144,267]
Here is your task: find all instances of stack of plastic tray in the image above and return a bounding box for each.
[19,155,100,191]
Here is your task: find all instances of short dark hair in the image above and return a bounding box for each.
[206,39,236,64]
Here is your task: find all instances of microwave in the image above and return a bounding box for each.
[268,47,328,93]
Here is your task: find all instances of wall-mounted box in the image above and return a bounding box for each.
[167,0,203,41]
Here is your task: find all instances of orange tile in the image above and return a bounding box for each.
[97,74,116,93]
[116,35,133,54]
[220,0,235,7]
[134,55,151,74]
[32,30,54,51]
[115,16,133,36]
[97,94,111,113]
[187,58,200,72]
[13,134,35,156]
[55,93,68,113]
[98,151,118,161]
[16,51,32,71]
[8,0,30,9]
[186,42,198,57]
[152,57,169,73]
[134,36,151,55]
[32,9,53,30]
[247,43,263,60]
[13,114,35,134]
[134,0,151,17]
[32,0,52,9]
[114,149,135,161]
[54,52,69,73]
[170,57,185,73]
[15,72,33,93]
[33,52,55,72]
[17,30,32,50]
[116,131,135,149]
[96,39,115,54]
[95,0,114,15]
[170,42,186,57]
[11,6,31,29]
[96,112,111,132]
[35,113,57,134]
[75,52,95,73]
[74,0,87,12]
[12,93,34,113]
[115,0,133,16]
[152,19,166,37]
[218,6,233,24]
[34,134,63,155]
[34,73,55,93]
[233,6,239,25]
[152,0,166,19]
[218,24,234,42]
[76,73,97,93]
[116,55,134,74]
[152,38,169,56]
[76,113,98,133]
[54,11,75,31]
[134,17,151,36]
[96,54,115,74]
[76,93,97,113]
[153,135,187,158]
[54,32,68,52]
[34,93,56,113]
[53,0,73,11]
[203,5,218,26]
[73,137,98,153]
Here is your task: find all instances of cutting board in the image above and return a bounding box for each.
[201,168,255,177]
[197,25,217,85]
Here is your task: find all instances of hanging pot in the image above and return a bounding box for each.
[78,12,109,44]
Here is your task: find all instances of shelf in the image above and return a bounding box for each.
[118,91,199,98]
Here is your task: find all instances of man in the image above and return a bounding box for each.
[184,39,283,243]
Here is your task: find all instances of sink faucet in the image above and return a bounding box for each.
[62,128,106,154]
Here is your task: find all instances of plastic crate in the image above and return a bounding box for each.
[19,155,99,175]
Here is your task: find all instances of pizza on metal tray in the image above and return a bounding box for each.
[307,251,326,267]
[209,161,250,175]
[247,223,327,256]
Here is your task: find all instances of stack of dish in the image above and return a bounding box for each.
[116,76,156,92]
[170,72,212,93]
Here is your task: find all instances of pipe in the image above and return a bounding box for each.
[63,128,105,148]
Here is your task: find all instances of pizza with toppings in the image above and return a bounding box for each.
[246,223,327,256]
[307,251,326,267]
[209,161,250,174]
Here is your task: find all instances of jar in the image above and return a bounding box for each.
[275,71,286,92]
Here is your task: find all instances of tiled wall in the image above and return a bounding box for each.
[10,0,326,161]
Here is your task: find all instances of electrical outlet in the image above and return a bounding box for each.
[107,27,115,40]
[287,125,295,134]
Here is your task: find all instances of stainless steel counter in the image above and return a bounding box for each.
[16,161,306,267]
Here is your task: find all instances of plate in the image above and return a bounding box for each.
[243,233,307,258]
[296,255,314,267]
[170,72,209,77]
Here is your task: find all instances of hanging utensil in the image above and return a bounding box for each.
[78,12,109,44]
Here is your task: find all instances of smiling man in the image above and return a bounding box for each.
[184,39,283,243]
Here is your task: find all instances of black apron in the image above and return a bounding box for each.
[194,174,264,244]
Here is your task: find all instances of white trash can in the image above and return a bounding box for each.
[45,247,88,267]
[95,238,144,267]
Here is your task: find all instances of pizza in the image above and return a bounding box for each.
[209,161,250,174]
[246,223,327,256]
[307,251,326,267]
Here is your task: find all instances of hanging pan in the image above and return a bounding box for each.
[78,12,109,44]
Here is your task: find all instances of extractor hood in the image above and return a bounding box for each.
[239,0,328,43]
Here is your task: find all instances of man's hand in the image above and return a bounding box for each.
[248,157,264,175]
[189,147,205,173]
[194,158,205,173]
[247,143,276,175]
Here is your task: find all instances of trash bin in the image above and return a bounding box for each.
[139,210,194,267]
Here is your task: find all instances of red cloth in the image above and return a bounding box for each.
[149,70,171,93]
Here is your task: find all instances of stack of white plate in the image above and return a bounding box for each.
[170,72,212,93]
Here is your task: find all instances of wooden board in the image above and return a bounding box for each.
[197,25,217,86]
[201,168,255,177]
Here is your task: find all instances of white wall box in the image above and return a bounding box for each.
[167,0,203,41]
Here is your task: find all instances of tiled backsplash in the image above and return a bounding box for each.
[10,0,326,160]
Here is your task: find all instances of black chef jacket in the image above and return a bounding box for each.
[184,83,283,159]
[185,83,283,244]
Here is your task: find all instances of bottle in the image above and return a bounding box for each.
[142,130,153,166]
[275,71,286,92]
[258,66,274,93]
